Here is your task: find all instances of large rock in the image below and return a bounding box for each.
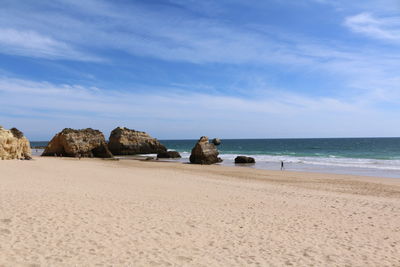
[42,128,113,158]
[189,136,222,164]
[0,126,32,160]
[108,127,167,155]
[234,156,255,164]
[157,151,181,159]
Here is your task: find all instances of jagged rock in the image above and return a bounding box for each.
[108,127,166,155]
[42,128,113,158]
[189,136,222,165]
[157,151,181,159]
[212,138,221,146]
[234,156,256,164]
[0,126,32,160]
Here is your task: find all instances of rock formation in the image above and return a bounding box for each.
[108,127,167,155]
[0,126,32,160]
[234,156,255,164]
[212,138,221,146]
[157,151,181,159]
[189,136,222,164]
[42,128,113,158]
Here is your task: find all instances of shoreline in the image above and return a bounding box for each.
[1,157,400,265]
[31,147,400,178]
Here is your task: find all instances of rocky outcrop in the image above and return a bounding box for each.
[108,127,167,155]
[234,156,255,164]
[212,138,221,146]
[0,126,32,160]
[42,128,113,158]
[157,151,181,159]
[189,136,222,165]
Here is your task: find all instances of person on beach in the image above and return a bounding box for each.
[281,161,284,170]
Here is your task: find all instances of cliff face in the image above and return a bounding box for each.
[0,126,32,160]
[108,127,167,155]
[42,128,113,158]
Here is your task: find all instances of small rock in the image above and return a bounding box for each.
[212,138,221,146]
[157,151,181,159]
[234,156,255,164]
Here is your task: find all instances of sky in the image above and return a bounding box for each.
[0,0,399,140]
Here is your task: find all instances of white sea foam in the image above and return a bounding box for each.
[179,152,400,172]
[223,154,400,170]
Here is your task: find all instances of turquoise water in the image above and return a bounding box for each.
[161,138,400,160]
[31,138,400,178]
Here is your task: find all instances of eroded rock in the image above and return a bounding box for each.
[42,128,113,158]
[189,136,222,165]
[108,127,166,155]
[0,126,32,160]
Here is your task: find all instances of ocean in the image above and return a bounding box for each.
[31,138,400,178]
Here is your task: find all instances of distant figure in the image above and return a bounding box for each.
[78,154,81,160]
[281,161,284,170]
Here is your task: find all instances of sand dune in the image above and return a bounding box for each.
[0,157,399,266]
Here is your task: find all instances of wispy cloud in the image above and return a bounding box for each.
[345,13,400,41]
[0,0,374,66]
[0,28,102,61]
[0,76,395,139]
[0,0,399,139]
[2,0,302,65]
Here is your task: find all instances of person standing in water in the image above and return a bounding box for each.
[281,161,284,170]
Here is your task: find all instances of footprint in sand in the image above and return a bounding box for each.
[1,218,12,224]
[0,228,11,234]
[177,256,193,262]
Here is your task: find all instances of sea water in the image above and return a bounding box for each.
[31,138,400,178]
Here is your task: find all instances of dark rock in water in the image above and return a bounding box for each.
[212,138,221,146]
[108,127,167,155]
[190,136,222,165]
[42,128,113,158]
[234,156,256,164]
[157,151,181,159]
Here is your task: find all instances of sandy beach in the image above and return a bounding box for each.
[0,157,399,266]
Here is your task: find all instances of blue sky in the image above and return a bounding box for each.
[0,0,399,140]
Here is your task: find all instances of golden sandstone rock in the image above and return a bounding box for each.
[42,128,113,158]
[108,127,166,155]
[0,126,32,160]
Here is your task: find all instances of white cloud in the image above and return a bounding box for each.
[0,28,102,61]
[0,76,395,140]
[0,1,399,140]
[345,13,400,41]
[0,0,370,65]
[0,0,398,76]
